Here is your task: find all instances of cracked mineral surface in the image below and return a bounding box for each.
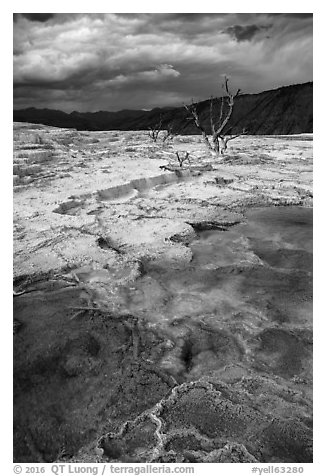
[13,123,312,463]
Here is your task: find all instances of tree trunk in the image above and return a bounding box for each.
[212,136,220,154]
[219,136,227,154]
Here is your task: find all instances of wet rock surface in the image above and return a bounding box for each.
[13,124,313,463]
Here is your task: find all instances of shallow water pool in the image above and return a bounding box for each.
[120,206,313,383]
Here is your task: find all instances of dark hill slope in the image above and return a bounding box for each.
[14,82,312,135]
[13,107,94,130]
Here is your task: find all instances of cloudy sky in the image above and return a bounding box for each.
[13,13,313,112]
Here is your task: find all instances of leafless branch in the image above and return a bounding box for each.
[148,115,163,142]
[217,96,225,130]
[209,97,216,135]
[184,102,213,152]
[184,76,245,156]
[175,151,190,167]
[225,127,247,143]
[162,121,185,142]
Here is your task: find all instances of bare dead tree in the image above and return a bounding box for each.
[162,118,190,143]
[175,151,190,167]
[148,115,163,142]
[162,122,178,142]
[149,116,182,143]
[184,76,245,155]
[161,127,173,143]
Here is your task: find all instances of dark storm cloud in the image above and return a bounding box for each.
[154,13,220,23]
[21,13,55,22]
[13,13,313,112]
[223,24,271,42]
[268,13,313,19]
[14,13,55,23]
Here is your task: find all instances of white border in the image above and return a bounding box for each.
[4,3,322,474]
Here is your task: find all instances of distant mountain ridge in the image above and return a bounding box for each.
[14,82,313,135]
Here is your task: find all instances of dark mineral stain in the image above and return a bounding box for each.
[251,328,312,379]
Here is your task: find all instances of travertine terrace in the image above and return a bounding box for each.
[13,122,313,463]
